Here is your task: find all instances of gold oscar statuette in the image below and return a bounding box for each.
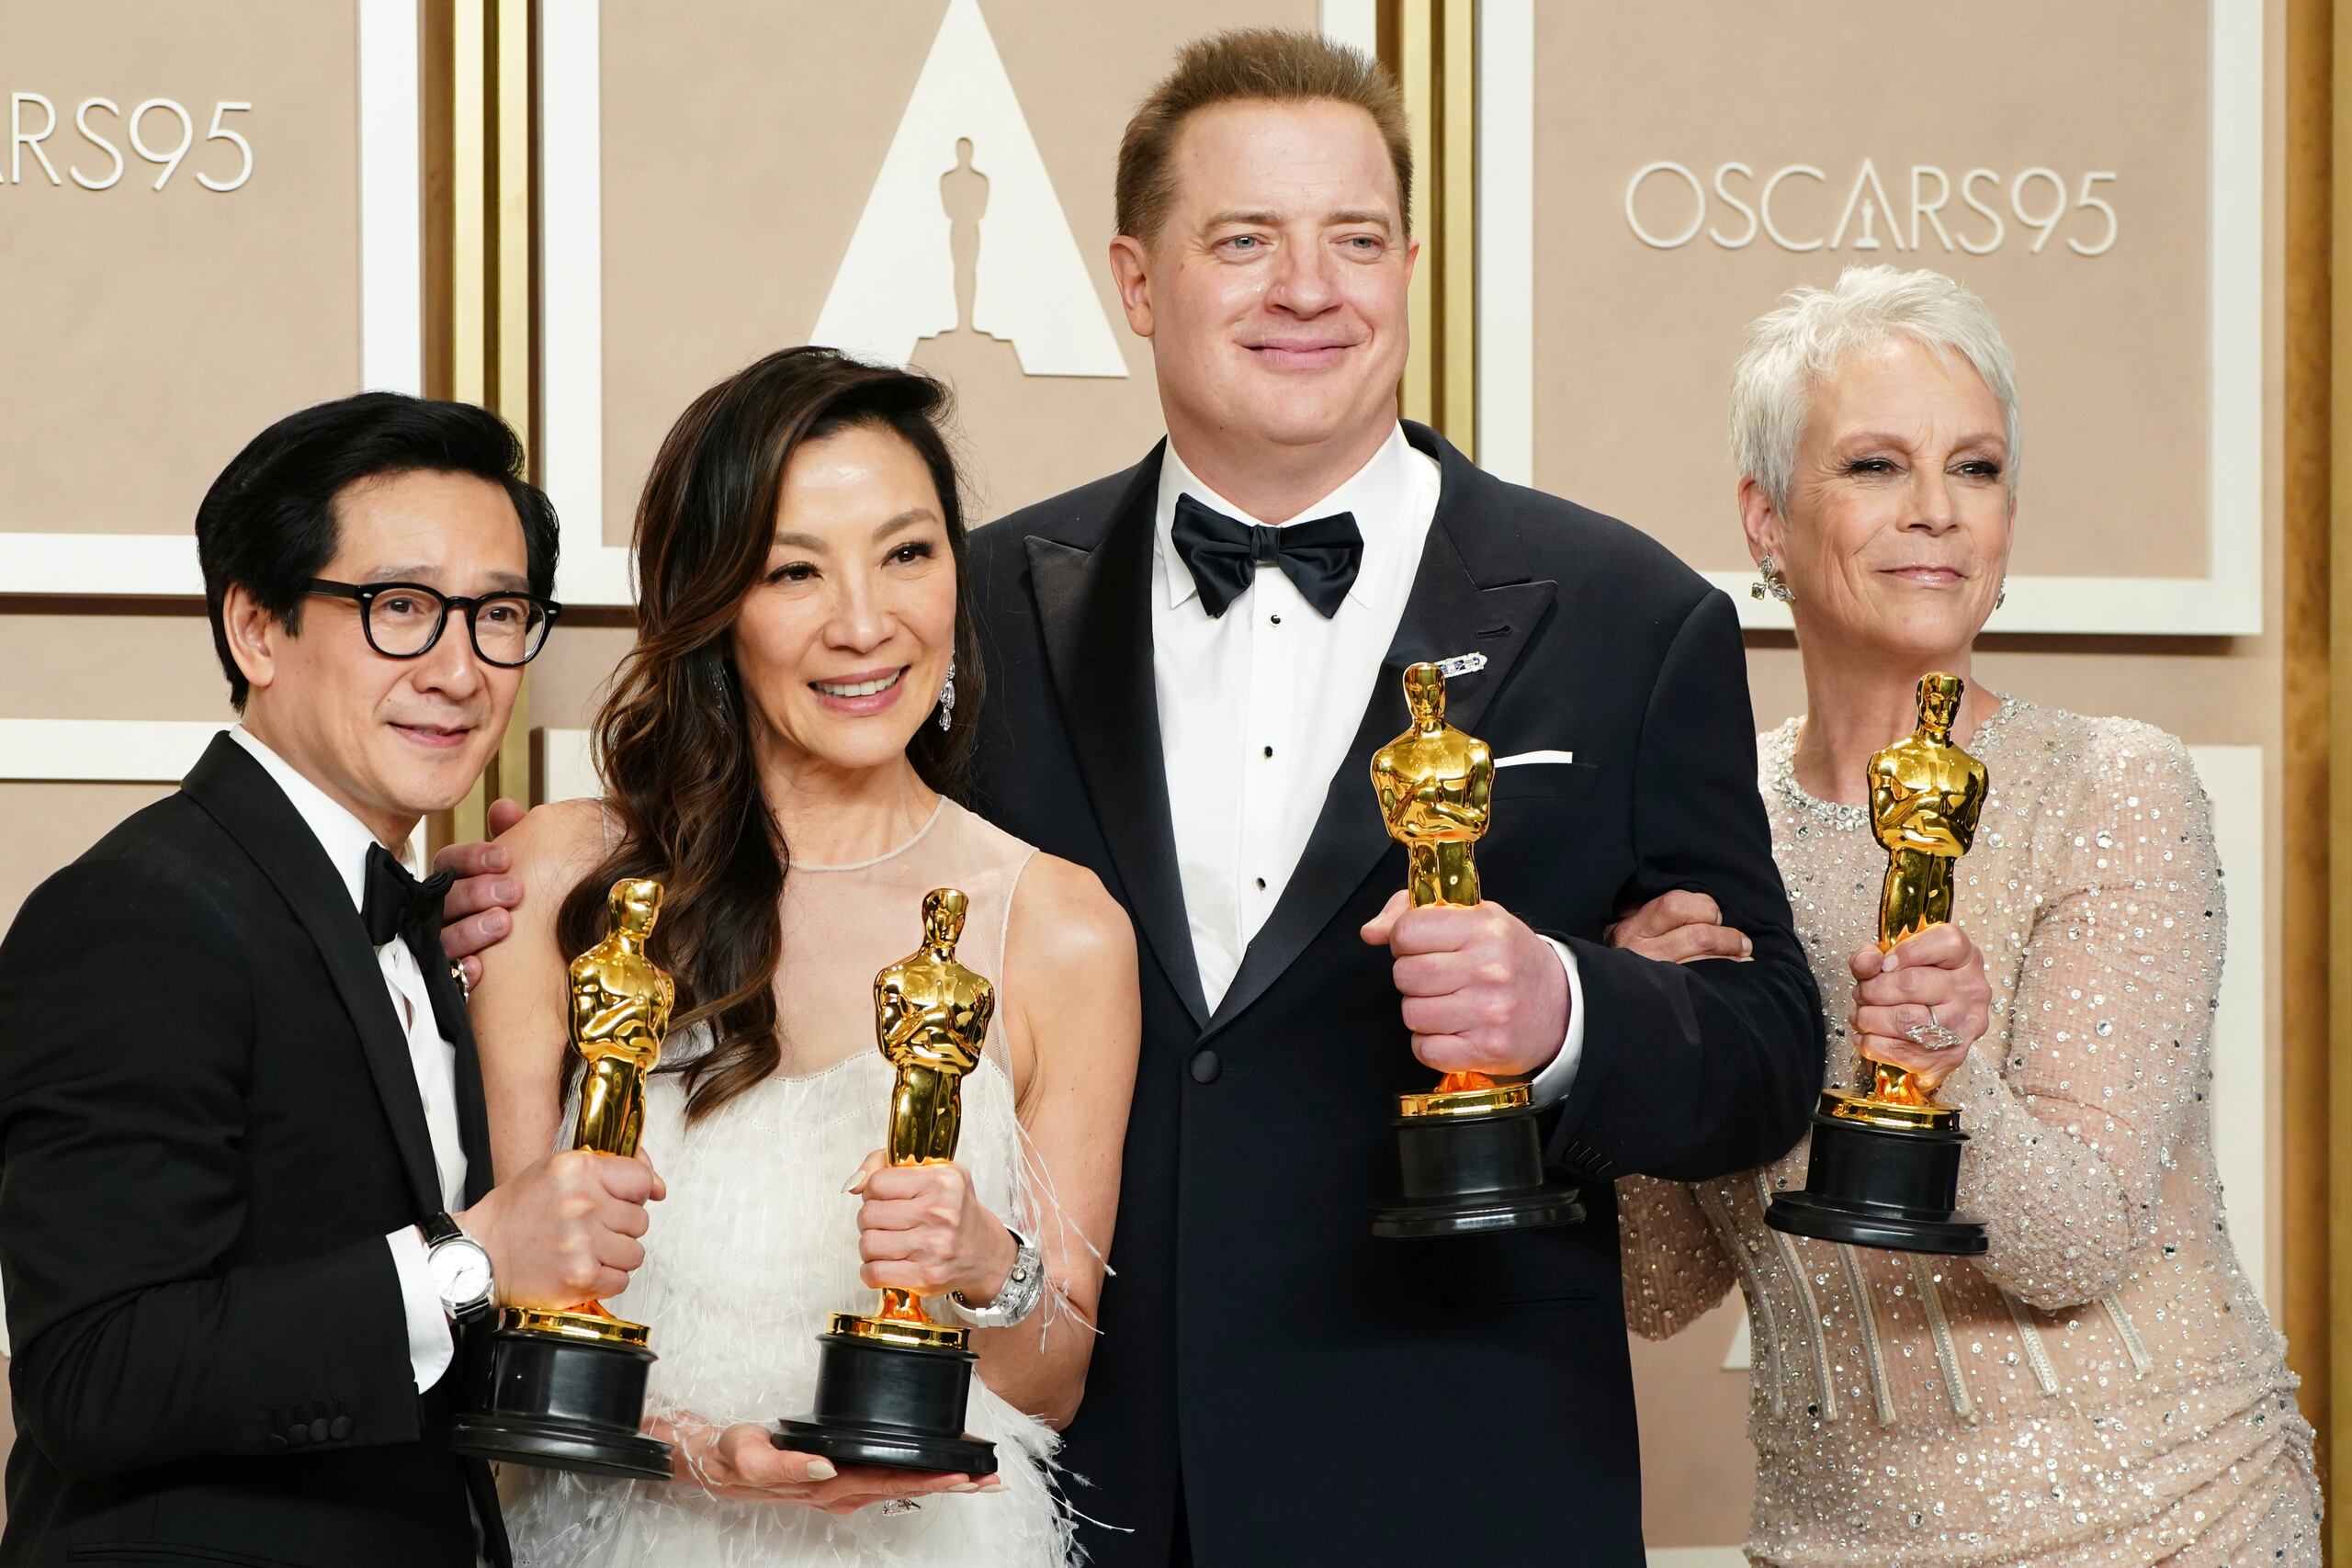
[447,876,678,1478]
[1765,674,1992,1254]
[509,875,676,1345]
[840,886,990,1349]
[774,887,1001,1473]
[1368,658,1583,1238]
[1839,670,1988,1124]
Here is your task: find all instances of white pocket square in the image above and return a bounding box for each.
[1494,750,1576,768]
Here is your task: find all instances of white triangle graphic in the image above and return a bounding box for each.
[808,0,1127,378]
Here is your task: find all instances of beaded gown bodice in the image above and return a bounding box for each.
[1619,700,2319,1565]
[505,798,1069,1567]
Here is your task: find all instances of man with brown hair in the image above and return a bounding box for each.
[959,30,1818,1565]
[440,27,1821,1568]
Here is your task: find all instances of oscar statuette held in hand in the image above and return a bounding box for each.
[774,887,1001,1475]
[1766,673,1992,1255]
[1368,659,1585,1239]
[447,878,678,1479]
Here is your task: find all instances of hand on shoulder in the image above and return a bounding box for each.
[437,796,609,985]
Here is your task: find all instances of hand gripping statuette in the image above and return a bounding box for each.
[448,877,677,1478]
[775,887,1001,1475]
[1368,659,1584,1239]
[1767,673,1991,1255]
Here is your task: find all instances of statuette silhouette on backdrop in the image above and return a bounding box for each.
[808,0,1124,378]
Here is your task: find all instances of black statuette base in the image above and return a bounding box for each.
[776,1331,999,1476]
[1372,1101,1585,1239]
[447,1325,673,1480]
[1766,1103,1988,1256]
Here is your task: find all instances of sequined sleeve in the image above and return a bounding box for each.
[1939,724,2221,1311]
[1616,1175,1736,1339]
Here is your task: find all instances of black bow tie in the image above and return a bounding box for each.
[362,840,452,949]
[1170,491,1363,619]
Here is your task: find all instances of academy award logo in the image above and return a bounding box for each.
[810,0,1127,378]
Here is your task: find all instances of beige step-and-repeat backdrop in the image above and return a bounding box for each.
[0,5,2287,1562]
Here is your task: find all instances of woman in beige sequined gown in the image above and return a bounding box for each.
[1613,267,2320,1565]
[467,349,1141,1564]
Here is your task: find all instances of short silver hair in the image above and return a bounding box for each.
[1728,265,2021,512]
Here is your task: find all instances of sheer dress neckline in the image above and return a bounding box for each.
[1770,693,2023,830]
[788,795,947,873]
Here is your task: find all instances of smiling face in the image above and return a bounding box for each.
[729,423,957,783]
[230,468,529,846]
[1745,335,2015,664]
[1110,96,1416,489]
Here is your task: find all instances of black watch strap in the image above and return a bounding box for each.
[422,1211,465,1247]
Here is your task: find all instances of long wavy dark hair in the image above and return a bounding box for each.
[556,347,986,1123]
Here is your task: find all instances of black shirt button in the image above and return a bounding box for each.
[309,1417,331,1444]
[265,1432,288,1451]
[328,1415,354,1441]
[1190,1049,1221,1084]
[286,1425,309,1448]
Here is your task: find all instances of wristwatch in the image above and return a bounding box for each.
[423,1212,496,1325]
[942,1228,1046,1329]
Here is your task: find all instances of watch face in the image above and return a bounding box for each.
[431,1239,493,1309]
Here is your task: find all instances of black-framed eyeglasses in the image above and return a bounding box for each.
[304,579,561,667]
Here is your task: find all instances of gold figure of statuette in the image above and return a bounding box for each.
[1827,672,1987,1132]
[830,887,992,1353]
[1371,660,1526,1120]
[502,876,674,1347]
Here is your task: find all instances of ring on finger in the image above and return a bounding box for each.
[881,1497,922,1516]
[1902,1003,1963,1054]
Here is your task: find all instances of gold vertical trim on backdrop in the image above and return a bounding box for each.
[1387,3,1435,425]
[1381,1,1476,455]
[484,0,536,822]
[2324,0,2352,1549]
[426,0,533,855]
[2326,0,2352,1544]
[1436,0,1475,461]
[2281,0,2333,1532]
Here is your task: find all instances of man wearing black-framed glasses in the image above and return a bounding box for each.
[0,393,656,1568]
[302,578,560,667]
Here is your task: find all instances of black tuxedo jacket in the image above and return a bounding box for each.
[0,735,504,1568]
[968,424,1822,1565]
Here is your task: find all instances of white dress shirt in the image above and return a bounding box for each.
[228,727,465,1391]
[1149,425,1586,1100]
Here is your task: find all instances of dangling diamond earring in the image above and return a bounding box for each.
[1750,552,1795,604]
[935,657,956,732]
[1995,581,2007,610]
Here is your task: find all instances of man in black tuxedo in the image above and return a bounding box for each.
[0,396,661,1566]
[955,32,1820,1566]
[435,31,1820,1567]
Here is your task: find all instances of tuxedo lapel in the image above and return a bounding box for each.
[1026,446,1212,1026]
[181,735,445,1218]
[414,942,495,1207]
[1203,427,1557,1041]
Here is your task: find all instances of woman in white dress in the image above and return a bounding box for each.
[468,347,1141,1565]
